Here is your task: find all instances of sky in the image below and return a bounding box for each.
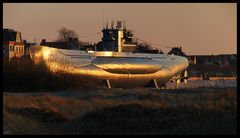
[3,3,236,55]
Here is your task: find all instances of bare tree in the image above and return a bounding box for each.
[57,27,79,42]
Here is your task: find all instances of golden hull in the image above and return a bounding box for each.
[29,46,189,88]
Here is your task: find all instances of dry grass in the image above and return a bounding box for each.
[3,57,101,92]
[3,87,237,135]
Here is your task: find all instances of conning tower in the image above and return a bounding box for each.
[101,20,137,52]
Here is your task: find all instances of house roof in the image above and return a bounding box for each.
[3,29,17,42]
[168,47,188,57]
[41,41,70,49]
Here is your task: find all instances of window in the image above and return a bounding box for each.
[9,46,14,51]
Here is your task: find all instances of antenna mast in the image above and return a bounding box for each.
[102,10,105,29]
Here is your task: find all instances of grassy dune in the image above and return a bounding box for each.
[3,88,237,135]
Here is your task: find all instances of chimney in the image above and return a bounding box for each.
[23,40,27,45]
[41,39,46,45]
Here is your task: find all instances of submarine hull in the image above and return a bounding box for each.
[29,46,189,88]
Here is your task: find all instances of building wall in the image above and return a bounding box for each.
[14,44,25,58]
[16,32,22,43]
[3,43,9,60]
[3,29,25,61]
[3,41,16,61]
[189,55,236,66]
[9,42,15,60]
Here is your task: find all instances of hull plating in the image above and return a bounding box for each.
[29,46,189,88]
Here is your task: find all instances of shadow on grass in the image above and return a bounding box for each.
[6,107,69,123]
[67,104,237,135]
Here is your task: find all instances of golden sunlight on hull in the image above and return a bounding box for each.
[29,46,189,88]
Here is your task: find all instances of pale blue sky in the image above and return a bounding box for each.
[3,3,236,55]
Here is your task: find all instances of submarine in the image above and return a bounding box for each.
[29,21,189,88]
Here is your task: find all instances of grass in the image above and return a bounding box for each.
[68,104,236,135]
[3,57,100,92]
[3,87,237,135]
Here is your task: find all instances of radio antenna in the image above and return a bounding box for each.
[102,10,105,29]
